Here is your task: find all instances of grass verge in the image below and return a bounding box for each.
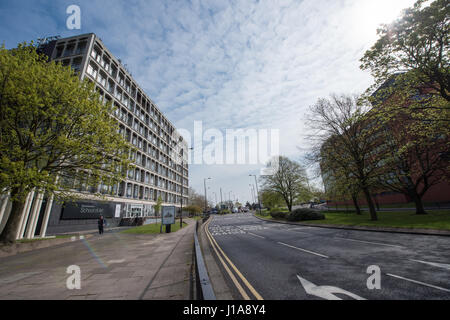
[121,221,187,234]
[256,210,450,231]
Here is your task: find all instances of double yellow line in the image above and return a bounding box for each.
[203,217,264,300]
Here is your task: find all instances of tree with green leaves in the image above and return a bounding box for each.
[260,189,284,210]
[365,96,449,215]
[0,43,131,243]
[260,156,310,212]
[307,94,380,220]
[359,0,450,214]
[184,205,202,217]
[321,158,362,215]
[360,0,449,102]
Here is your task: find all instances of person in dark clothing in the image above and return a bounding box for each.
[98,215,105,235]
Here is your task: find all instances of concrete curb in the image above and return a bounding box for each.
[253,214,450,237]
[198,217,235,300]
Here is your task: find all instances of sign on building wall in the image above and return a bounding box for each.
[115,204,121,218]
[60,201,116,220]
[161,206,176,225]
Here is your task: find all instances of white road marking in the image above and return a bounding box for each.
[297,275,366,300]
[286,229,312,235]
[409,259,450,271]
[277,242,329,258]
[247,233,266,239]
[107,259,126,264]
[335,237,404,248]
[386,273,450,293]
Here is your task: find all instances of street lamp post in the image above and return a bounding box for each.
[250,175,262,215]
[180,146,193,229]
[249,184,255,204]
[204,177,211,215]
[212,192,217,207]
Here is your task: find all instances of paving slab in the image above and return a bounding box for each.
[0,219,196,300]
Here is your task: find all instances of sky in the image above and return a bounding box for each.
[0,0,417,205]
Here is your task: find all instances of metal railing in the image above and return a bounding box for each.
[194,219,216,300]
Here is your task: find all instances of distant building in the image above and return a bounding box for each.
[321,77,449,207]
[0,33,189,238]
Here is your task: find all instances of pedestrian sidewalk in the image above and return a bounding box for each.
[0,219,196,300]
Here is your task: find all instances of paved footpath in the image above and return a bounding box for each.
[0,220,195,300]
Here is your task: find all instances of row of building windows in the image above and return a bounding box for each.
[87,58,188,173]
[51,36,189,204]
[60,173,188,204]
[89,43,180,147]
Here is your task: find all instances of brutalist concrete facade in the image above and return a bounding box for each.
[0,33,189,237]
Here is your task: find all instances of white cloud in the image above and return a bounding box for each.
[2,0,416,203]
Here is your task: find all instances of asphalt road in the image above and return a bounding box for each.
[207,213,450,300]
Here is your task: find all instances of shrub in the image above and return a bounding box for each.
[287,209,325,222]
[270,209,288,219]
[185,205,202,217]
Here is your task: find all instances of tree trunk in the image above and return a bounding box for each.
[351,194,362,215]
[373,195,380,211]
[0,197,26,244]
[362,187,378,221]
[412,193,427,215]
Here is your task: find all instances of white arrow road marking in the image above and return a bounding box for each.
[278,242,329,259]
[387,273,450,293]
[409,259,450,271]
[297,275,366,300]
[335,237,404,248]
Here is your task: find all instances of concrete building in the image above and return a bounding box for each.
[0,33,189,238]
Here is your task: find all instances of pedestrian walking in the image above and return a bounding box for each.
[98,215,105,235]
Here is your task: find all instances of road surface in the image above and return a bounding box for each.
[205,213,450,300]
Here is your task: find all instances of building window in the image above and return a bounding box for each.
[87,62,98,78]
[76,41,87,55]
[55,45,64,58]
[64,43,75,57]
[71,57,83,72]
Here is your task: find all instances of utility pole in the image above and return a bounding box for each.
[204,177,211,214]
[250,175,262,215]
[179,145,193,229]
[249,184,256,204]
